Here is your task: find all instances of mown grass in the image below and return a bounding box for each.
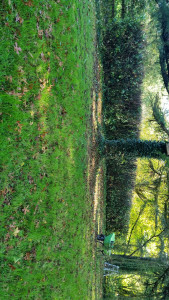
[0,0,100,299]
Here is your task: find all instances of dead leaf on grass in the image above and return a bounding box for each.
[18,66,24,73]
[41,52,46,62]
[22,0,34,7]
[45,24,53,38]
[6,75,12,82]
[16,14,24,23]
[9,264,16,270]
[22,205,30,215]
[14,42,22,54]
[5,233,10,242]
[13,227,20,236]
[35,220,40,228]
[55,55,60,61]
[16,121,23,134]
[7,90,22,97]
[22,86,28,94]
[47,85,53,92]
[38,29,43,39]
[24,252,31,260]
[29,83,34,90]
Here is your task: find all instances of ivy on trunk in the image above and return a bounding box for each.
[102,138,167,159]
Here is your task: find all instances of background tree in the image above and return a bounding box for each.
[155,0,169,93]
[100,0,169,298]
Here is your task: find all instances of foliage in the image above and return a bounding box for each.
[105,95,169,299]
[101,17,144,233]
[101,0,169,298]
[156,0,169,94]
[151,94,169,137]
[145,266,169,299]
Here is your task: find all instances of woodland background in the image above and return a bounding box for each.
[101,0,169,298]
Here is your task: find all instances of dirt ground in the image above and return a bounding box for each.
[86,39,106,299]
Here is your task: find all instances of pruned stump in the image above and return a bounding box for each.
[166,142,169,155]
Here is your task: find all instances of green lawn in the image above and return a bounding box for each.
[0,0,101,298]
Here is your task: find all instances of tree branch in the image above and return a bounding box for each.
[128,229,166,257]
[126,202,147,252]
[152,94,169,137]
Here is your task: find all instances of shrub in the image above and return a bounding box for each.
[101,18,144,233]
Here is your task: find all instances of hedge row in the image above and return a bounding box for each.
[101,19,144,233]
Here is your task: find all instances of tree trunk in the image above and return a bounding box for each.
[156,0,169,93]
[112,0,115,18]
[103,138,167,159]
[159,49,169,93]
[121,0,125,18]
[109,254,167,274]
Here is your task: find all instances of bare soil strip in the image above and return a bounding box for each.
[87,40,105,299]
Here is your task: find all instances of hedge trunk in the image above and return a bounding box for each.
[103,138,167,159]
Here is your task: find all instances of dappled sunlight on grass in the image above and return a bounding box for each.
[93,162,106,233]
[0,0,104,298]
[85,47,105,299]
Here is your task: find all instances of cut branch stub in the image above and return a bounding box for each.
[166,142,169,155]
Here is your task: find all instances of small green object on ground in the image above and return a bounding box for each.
[104,233,115,249]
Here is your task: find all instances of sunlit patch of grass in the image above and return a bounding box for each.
[0,0,102,298]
